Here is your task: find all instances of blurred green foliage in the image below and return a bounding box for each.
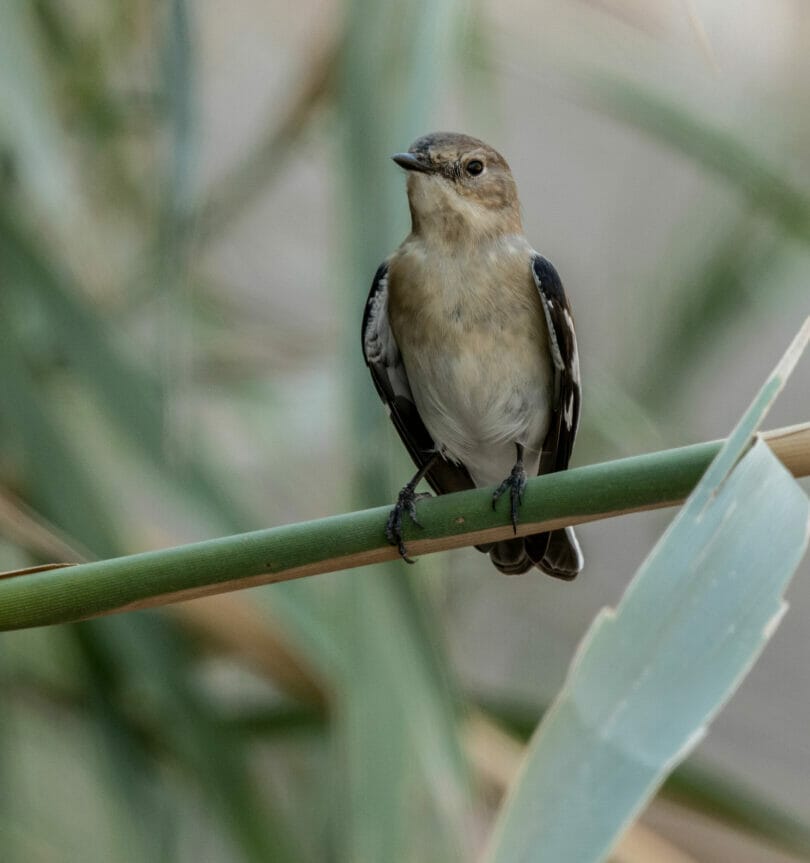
[1,2,809,862]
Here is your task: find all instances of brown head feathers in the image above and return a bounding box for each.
[394,132,522,239]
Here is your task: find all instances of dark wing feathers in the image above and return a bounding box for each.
[531,255,581,476]
[362,263,474,496]
[526,254,583,580]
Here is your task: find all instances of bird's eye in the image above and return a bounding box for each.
[465,159,484,176]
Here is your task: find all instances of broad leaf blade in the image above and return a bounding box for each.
[487,441,809,863]
[485,325,810,863]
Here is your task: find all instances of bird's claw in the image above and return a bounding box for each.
[386,486,431,563]
[492,462,527,534]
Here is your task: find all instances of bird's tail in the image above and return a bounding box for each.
[486,527,583,580]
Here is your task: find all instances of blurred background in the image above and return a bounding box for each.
[1,0,809,861]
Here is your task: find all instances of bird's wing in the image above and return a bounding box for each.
[362,262,474,495]
[531,254,581,475]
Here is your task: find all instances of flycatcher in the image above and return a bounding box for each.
[362,132,583,579]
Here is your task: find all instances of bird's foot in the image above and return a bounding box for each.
[386,486,432,563]
[492,461,527,534]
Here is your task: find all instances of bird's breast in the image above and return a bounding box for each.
[387,239,553,481]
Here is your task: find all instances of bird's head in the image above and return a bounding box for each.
[393,132,522,242]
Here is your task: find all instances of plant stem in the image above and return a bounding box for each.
[0,423,807,631]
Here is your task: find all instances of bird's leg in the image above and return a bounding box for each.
[386,454,439,563]
[492,443,527,534]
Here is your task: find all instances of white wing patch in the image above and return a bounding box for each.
[363,273,414,401]
[564,526,584,572]
[533,269,566,373]
[363,273,392,363]
[564,308,580,385]
[563,392,575,429]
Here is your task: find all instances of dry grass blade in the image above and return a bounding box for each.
[194,31,342,239]
[173,595,326,707]
[763,423,810,477]
[0,488,89,562]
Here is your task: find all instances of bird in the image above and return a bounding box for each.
[361,132,583,579]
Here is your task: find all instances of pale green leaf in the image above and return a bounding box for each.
[485,323,810,863]
[0,1,73,219]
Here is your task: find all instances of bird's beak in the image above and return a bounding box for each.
[391,152,432,173]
